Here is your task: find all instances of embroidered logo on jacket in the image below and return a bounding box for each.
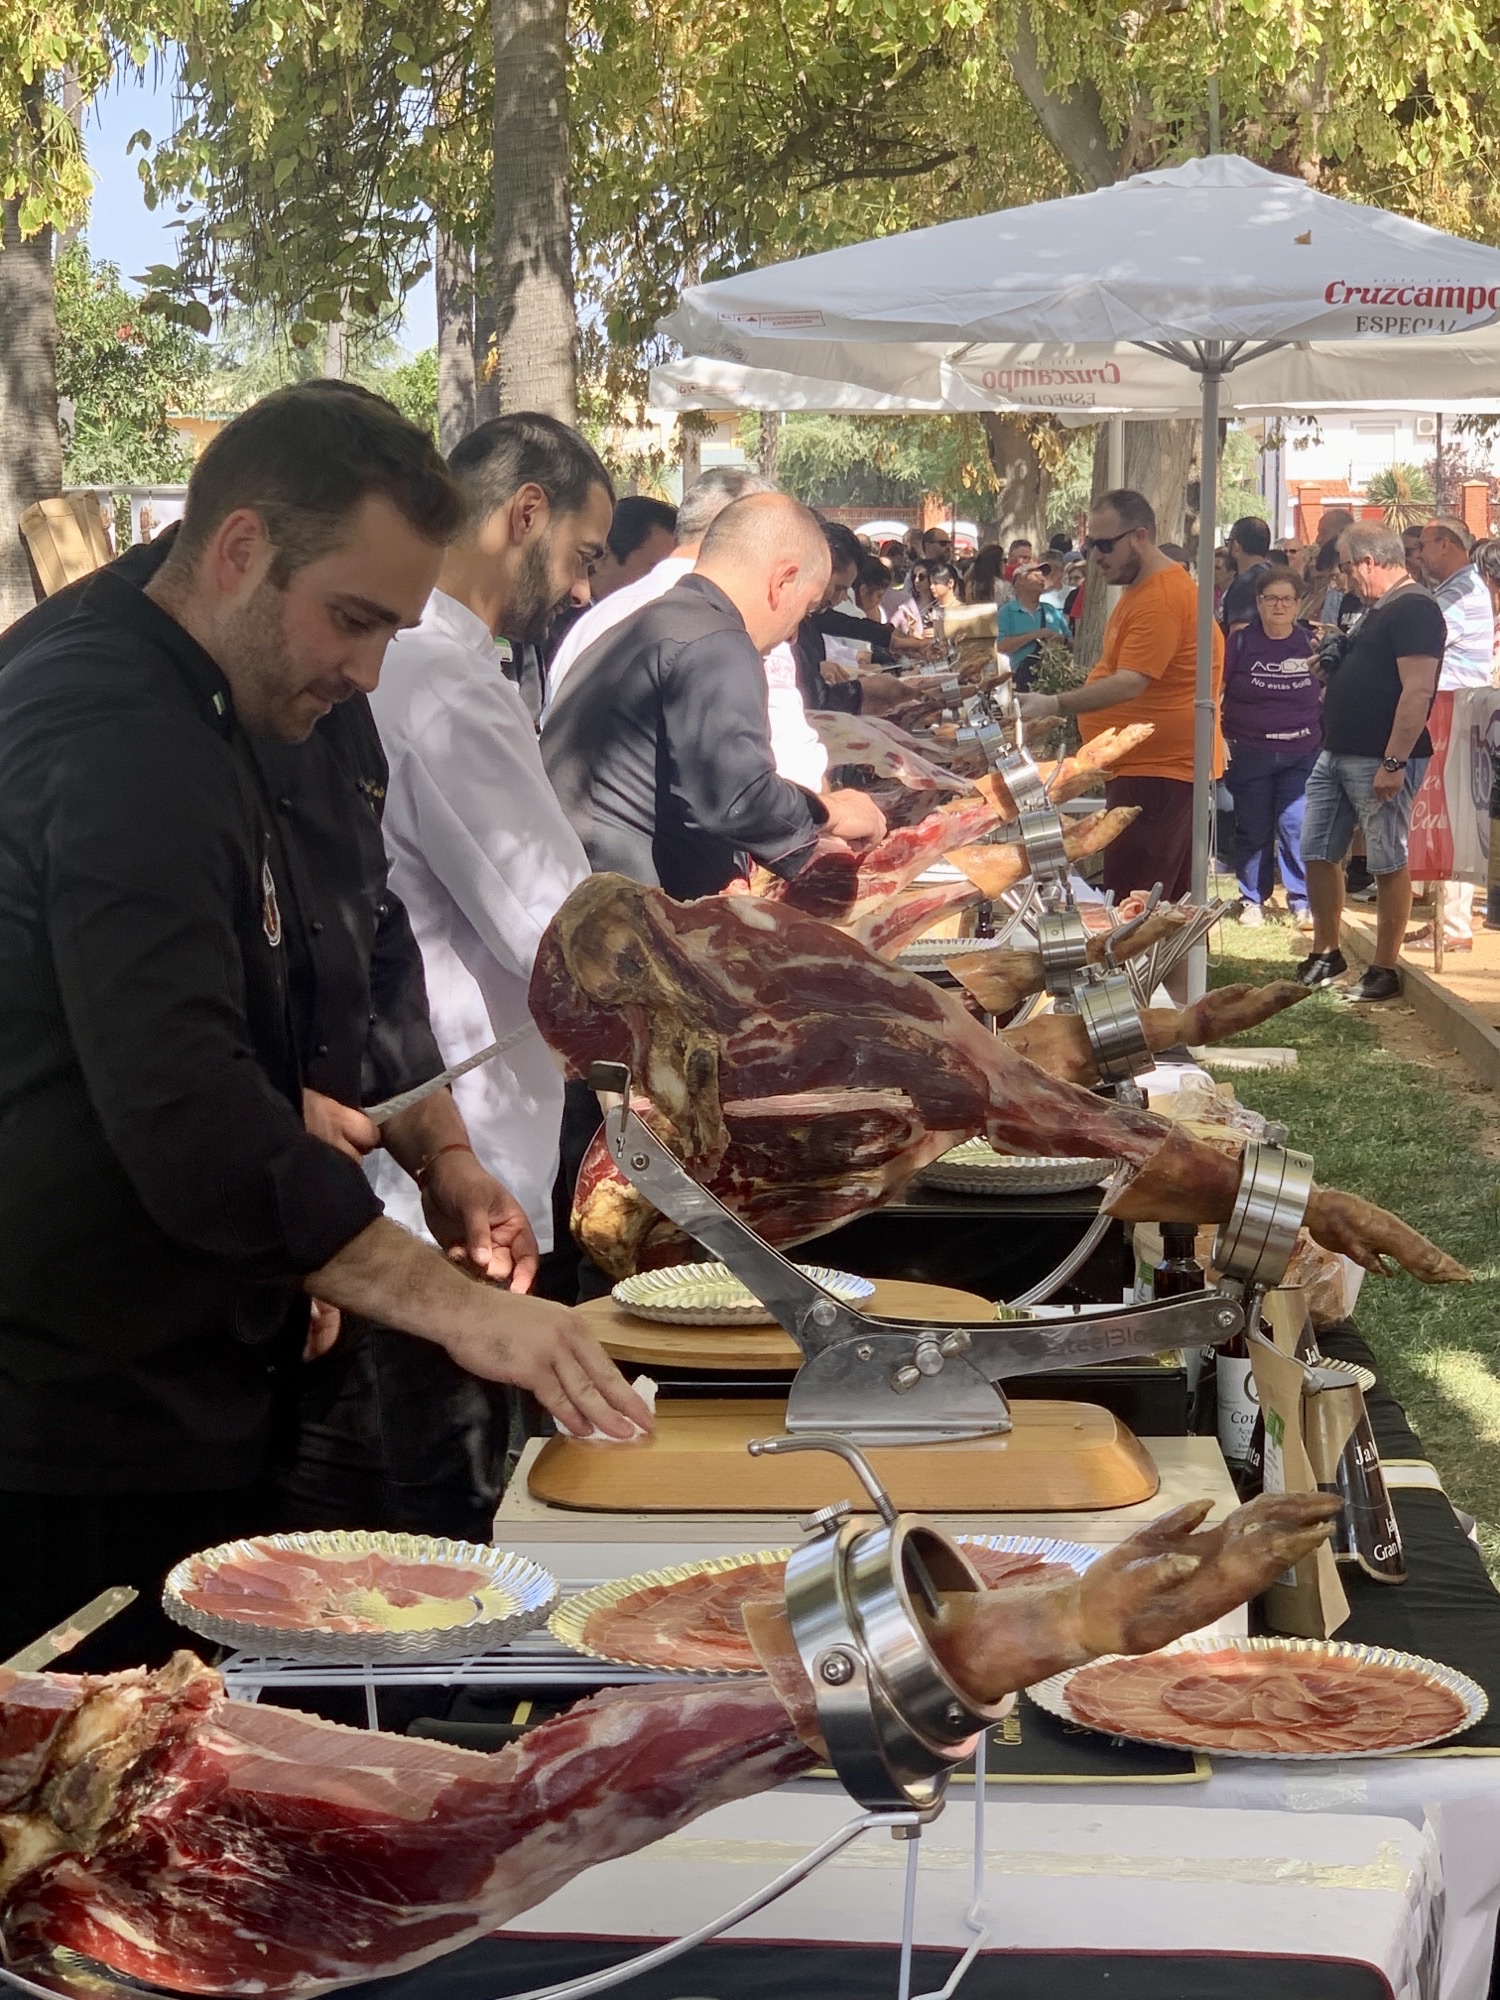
[262,859,283,948]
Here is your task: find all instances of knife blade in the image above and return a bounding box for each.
[363,1020,536,1125]
[3,1586,139,1672]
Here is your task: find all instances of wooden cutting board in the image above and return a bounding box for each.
[529,1397,1160,1513]
[580,1277,993,1372]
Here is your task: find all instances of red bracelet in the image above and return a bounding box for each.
[415,1141,474,1190]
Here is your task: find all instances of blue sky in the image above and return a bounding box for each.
[83,66,438,351]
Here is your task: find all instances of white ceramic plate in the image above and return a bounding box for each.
[918,1137,1114,1195]
[612,1260,875,1327]
[1028,1634,1487,1759]
[164,1531,558,1664]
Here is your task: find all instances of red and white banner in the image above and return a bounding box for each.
[1407,688,1500,882]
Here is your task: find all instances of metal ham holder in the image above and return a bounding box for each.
[581,1060,1327,1446]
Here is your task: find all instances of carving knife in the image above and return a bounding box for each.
[3,1586,139,1672]
[363,1020,536,1125]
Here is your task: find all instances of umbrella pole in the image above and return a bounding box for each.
[1189,351,1223,1000]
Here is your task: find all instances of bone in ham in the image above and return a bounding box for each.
[808,711,971,792]
[0,1656,814,1998]
[534,873,1466,1283]
[750,726,1151,935]
[848,806,1140,959]
[1,1494,1340,1996]
[1000,981,1311,1087]
[943,906,1193,1016]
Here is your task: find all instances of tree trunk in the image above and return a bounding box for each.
[0,199,62,624]
[1006,7,1116,191]
[980,413,1050,550]
[473,238,500,421]
[323,311,349,380]
[678,423,702,490]
[491,0,577,422]
[1074,416,1198,668]
[436,229,476,453]
[758,410,780,483]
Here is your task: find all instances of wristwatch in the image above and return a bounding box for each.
[1381,757,1408,772]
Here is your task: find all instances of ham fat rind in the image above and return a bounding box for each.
[534,875,1465,1284]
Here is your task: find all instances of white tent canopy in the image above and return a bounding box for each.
[657,157,1500,990]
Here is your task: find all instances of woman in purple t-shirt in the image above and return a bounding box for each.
[1222,568,1323,926]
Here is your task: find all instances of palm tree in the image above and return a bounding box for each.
[1366,463,1435,531]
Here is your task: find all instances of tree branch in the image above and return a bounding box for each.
[1004,5,1118,189]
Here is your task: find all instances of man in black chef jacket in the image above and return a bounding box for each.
[541,490,882,897]
[0,385,651,1667]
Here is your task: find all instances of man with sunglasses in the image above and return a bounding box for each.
[1297,522,1444,1001]
[1017,488,1222,910]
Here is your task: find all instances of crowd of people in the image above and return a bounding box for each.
[0,373,1486,1665]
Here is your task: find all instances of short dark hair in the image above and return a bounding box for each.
[1006,537,1033,554]
[1229,515,1271,557]
[1267,547,1292,568]
[927,561,959,587]
[169,380,461,586]
[857,554,892,595]
[1091,488,1157,540]
[823,520,866,570]
[447,411,613,533]
[606,495,677,562]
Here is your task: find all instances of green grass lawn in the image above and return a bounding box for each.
[1205,917,1500,1572]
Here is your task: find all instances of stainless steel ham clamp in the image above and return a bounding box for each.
[585,1061,1314,1445]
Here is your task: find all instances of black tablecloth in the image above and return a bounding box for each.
[359,1936,1395,2000]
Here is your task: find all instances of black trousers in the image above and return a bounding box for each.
[0,1485,272,1672]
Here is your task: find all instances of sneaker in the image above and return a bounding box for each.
[1294,949,1347,989]
[1292,907,1315,934]
[1342,965,1403,1002]
[1239,903,1264,928]
[1345,859,1374,895]
[1346,882,1379,904]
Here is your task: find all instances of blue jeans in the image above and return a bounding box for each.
[1301,751,1429,877]
[1226,742,1318,910]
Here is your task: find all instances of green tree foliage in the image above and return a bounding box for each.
[767,412,1001,511]
[55,240,205,483]
[1367,462,1436,527]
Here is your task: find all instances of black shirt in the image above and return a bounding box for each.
[541,573,827,898]
[0,571,391,1493]
[792,609,894,714]
[0,536,443,1113]
[1220,561,1269,633]
[1320,583,1445,760]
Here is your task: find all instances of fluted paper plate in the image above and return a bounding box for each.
[549,1551,793,1675]
[1028,1634,1486,1760]
[918,1138,1114,1195]
[550,1537,1100,1675]
[612,1260,874,1327]
[164,1531,558,1663]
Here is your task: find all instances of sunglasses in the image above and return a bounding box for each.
[1086,531,1134,554]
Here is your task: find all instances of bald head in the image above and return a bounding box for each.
[694,492,832,652]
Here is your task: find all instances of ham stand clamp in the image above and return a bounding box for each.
[588,1061,1246,1443]
[748,1433,1011,1812]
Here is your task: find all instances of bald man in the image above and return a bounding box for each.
[542,492,883,898]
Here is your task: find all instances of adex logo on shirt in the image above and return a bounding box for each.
[262,859,283,948]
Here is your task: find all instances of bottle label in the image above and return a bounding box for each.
[1217,1355,1260,1467]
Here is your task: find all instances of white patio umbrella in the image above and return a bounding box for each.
[657,155,1500,988]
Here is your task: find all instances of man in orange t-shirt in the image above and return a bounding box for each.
[1017,487,1223,901]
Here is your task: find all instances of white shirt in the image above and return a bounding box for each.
[366,590,589,1250]
[1434,564,1495,690]
[545,554,827,789]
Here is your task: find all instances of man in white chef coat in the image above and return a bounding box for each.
[366,413,613,1264]
[279,416,615,1537]
[545,467,829,791]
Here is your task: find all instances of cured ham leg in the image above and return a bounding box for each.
[744,1492,1341,1749]
[972,724,1155,817]
[1,1492,1335,1997]
[533,875,1466,1283]
[943,906,1192,1015]
[1001,981,1311,1086]
[944,807,1138,903]
[808,711,971,792]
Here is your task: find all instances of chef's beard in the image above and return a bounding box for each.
[506,534,570,643]
[220,580,345,742]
